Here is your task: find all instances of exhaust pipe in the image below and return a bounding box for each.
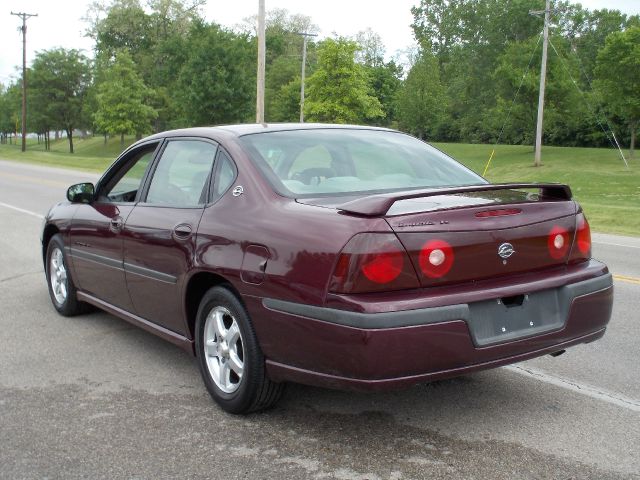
[549,350,566,358]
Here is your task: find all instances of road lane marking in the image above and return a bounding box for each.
[613,274,640,285]
[505,365,640,412]
[0,171,70,188]
[0,201,44,219]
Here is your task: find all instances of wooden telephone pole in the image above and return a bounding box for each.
[11,11,38,152]
[296,32,317,123]
[530,0,551,167]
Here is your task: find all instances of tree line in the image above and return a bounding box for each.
[0,0,638,156]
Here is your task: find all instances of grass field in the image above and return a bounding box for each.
[1,136,638,236]
[434,143,638,237]
[0,136,135,172]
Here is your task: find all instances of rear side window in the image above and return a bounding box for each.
[146,140,217,207]
[211,150,237,202]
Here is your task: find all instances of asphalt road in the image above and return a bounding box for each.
[1,158,639,480]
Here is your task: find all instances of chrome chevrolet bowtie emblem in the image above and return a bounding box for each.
[498,242,515,259]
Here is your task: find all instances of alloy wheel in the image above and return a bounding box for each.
[203,306,245,393]
[49,247,68,305]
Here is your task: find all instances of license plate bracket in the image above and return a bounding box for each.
[467,288,564,347]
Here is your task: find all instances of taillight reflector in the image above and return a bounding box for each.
[419,239,454,278]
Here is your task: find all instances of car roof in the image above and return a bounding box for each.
[143,123,396,142]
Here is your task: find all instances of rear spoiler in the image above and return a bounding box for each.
[336,183,572,217]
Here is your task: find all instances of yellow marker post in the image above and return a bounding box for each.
[482,149,495,177]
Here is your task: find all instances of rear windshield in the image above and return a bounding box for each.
[238,128,486,197]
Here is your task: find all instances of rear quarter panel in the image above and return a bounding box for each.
[193,136,391,306]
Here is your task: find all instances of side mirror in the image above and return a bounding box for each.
[67,183,95,204]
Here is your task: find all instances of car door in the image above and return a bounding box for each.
[68,141,161,311]
[122,138,218,335]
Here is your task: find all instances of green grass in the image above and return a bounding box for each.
[0,135,136,172]
[1,137,638,236]
[434,143,639,237]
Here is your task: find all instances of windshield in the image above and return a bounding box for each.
[238,128,486,197]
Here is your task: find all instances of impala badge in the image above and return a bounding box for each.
[232,185,244,197]
[498,243,515,259]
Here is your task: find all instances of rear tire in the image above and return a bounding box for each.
[45,234,87,316]
[195,286,284,414]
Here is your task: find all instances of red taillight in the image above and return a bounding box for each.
[418,239,454,278]
[361,250,404,283]
[570,213,591,262]
[576,215,591,255]
[548,226,570,260]
[329,233,420,294]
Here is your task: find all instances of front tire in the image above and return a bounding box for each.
[195,286,284,414]
[45,234,86,316]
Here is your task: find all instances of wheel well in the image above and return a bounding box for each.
[42,225,60,263]
[184,272,240,340]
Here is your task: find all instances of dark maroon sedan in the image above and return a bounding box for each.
[42,124,613,413]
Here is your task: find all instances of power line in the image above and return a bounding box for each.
[10,11,38,153]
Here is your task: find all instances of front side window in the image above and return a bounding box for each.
[146,140,217,207]
[239,129,486,197]
[101,145,158,203]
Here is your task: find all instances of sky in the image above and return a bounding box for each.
[1,0,639,84]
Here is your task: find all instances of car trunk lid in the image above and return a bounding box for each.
[318,184,578,288]
[380,186,578,286]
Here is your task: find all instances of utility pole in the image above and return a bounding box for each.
[11,11,38,152]
[256,0,265,124]
[296,32,317,123]
[530,0,550,167]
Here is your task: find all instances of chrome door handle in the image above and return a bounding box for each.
[110,217,123,232]
[173,224,192,240]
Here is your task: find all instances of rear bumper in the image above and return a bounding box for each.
[246,262,613,391]
[264,328,607,392]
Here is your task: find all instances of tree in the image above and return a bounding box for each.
[29,49,91,153]
[561,6,639,85]
[86,0,153,60]
[355,28,386,67]
[239,8,319,122]
[87,0,205,131]
[176,22,256,126]
[595,26,640,158]
[411,0,544,142]
[488,35,586,147]
[0,82,21,144]
[93,50,158,146]
[270,78,302,122]
[354,29,403,126]
[396,51,447,139]
[304,38,383,124]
